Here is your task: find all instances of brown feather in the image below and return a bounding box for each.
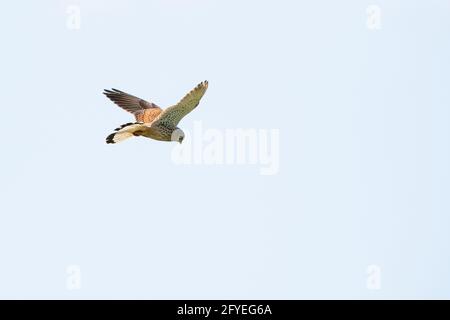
[135,108,163,123]
[103,88,162,118]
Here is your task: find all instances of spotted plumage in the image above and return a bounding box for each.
[103,81,208,144]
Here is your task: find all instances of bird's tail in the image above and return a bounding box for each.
[106,122,145,144]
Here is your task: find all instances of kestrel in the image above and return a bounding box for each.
[103,81,208,144]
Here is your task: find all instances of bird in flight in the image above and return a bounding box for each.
[103,81,208,144]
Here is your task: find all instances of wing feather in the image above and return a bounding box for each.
[103,89,162,120]
[153,81,208,127]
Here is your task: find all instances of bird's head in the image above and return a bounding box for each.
[171,128,185,144]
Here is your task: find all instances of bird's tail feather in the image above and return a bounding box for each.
[106,122,145,144]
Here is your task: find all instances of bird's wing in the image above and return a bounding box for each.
[153,81,208,127]
[103,89,162,120]
[135,108,163,123]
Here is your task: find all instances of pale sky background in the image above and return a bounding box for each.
[0,0,449,299]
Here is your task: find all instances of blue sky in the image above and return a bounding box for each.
[0,0,449,299]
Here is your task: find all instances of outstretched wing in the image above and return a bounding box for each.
[153,81,208,127]
[103,89,162,122]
